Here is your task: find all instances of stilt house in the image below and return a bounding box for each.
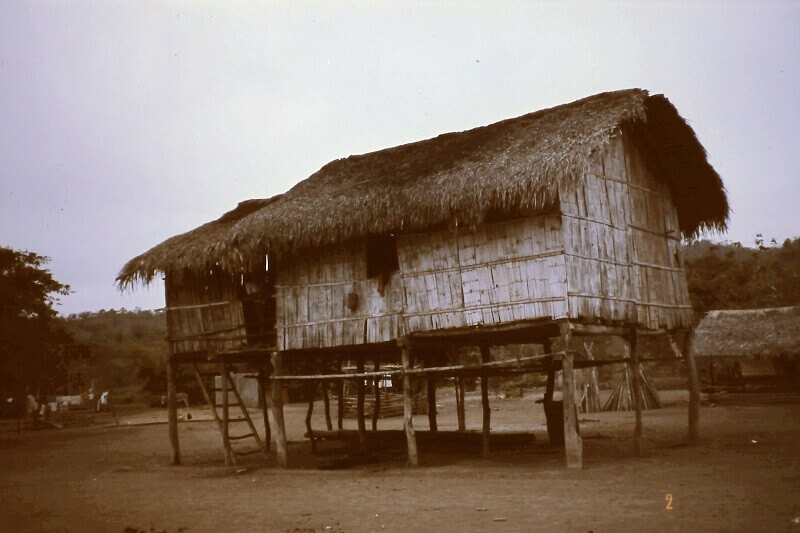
[119,88,728,469]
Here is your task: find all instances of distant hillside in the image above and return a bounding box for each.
[59,309,168,402]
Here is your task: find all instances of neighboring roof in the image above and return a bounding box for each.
[120,88,729,285]
[227,88,727,261]
[117,197,280,287]
[691,306,800,358]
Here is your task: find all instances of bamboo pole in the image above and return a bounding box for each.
[372,356,380,431]
[400,337,418,466]
[672,332,701,443]
[166,360,180,466]
[560,325,582,469]
[270,352,288,468]
[479,345,491,459]
[356,357,366,453]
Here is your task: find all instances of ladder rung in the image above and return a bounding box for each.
[233,448,263,456]
[229,433,255,441]
[214,403,242,408]
[228,417,249,423]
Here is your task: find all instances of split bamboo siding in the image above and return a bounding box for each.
[276,130,692,351]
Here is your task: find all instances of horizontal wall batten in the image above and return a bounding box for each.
[400,249,565,278]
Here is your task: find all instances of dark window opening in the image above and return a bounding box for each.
[366,234,399,278]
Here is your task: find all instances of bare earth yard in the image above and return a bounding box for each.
[1,390,799,532]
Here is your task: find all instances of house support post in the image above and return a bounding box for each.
[372,356,381,431]
[220,363,232,466]
[306,383,317,454]
[337,359,344,431]
[400,337,419,466]
[166,359,180,465]
[455,377,466,431]
[356,357,367,453]
[322,381,333,432]
[426,355,438,432]
[682,330,700,443]
[560,324,582,468]
[479,345,491,458]
[270,352,288,468]
[628,330,643,456]
[258,364,271,451]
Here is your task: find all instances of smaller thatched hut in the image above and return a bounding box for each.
[691,306,800,382]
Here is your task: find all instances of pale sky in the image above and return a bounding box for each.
[1,1,799,315]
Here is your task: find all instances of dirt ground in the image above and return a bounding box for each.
[1,389,799,532]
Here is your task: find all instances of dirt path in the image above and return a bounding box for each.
[1,392,798,532]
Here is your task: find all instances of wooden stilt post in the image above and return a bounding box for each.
[372,356,381,431]
[628,331,643,456]
[400,337,418,466]
[322,382,333,431]
[258,365,271,451]
[672,331,700,443]
[306,384,317,454]
[220,363,232,466]
[479,345,491,459]
[560,324,582,468]
[270,352,288,468]
[426,355,438,432]
[356,357,367,453]
[336,361,344,431]
[456,377,466,432]
[166,359,180,466]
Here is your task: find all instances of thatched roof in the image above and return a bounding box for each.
[119,88,728,285]
[225,89,726,264]
[117,197,280,287]
[691,306,800,358]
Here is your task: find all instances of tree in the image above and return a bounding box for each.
[0,247,85,409]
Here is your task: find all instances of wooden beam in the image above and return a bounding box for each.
[166,360,180,466]
[191,363,232,464]
[479,345,491,459]
[372,356,381,431]
[628,332,643,456]
[270,352,288,468]
[426,355,438,432]
[356,357,366,453]
[400,337,418,466]
[560,325,582,469]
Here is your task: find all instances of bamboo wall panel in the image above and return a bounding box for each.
[165,278,248,355]
[559,132,692,329]
[275,242,403,351]
[398,215,568,334]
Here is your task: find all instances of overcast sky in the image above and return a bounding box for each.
[1,1,799,315]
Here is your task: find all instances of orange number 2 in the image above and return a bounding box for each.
[665,493,673,510]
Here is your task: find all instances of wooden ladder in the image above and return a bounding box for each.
[191,363,269,466]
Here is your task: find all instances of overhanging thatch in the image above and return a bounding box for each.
[691,307,800,359]
[117,197,280,287]
[119,88,728,286]
[227,88,727,263]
